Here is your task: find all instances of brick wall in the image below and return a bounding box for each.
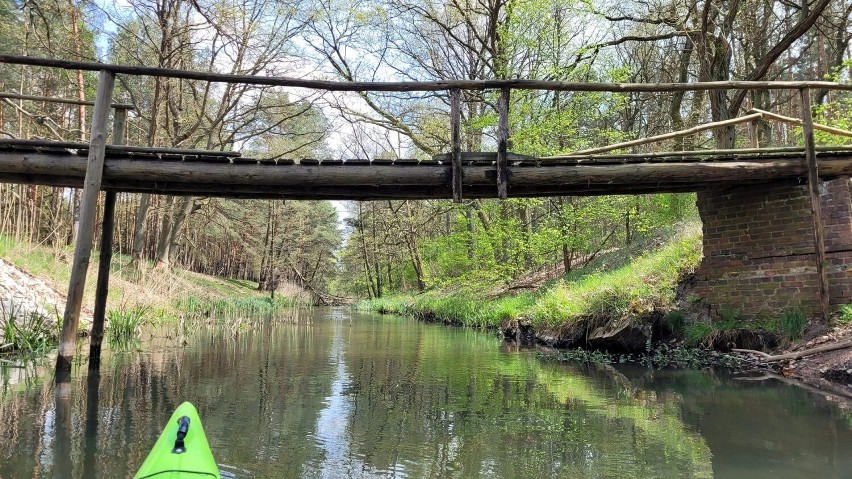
[695,178,852,320]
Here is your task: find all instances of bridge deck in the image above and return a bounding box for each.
[1,140,851,200]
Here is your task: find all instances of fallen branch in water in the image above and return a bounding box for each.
[734,372,848,399]
[733,339,852,361]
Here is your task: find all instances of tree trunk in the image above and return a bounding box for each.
[68,0,86,246]
[404,201,426,291]
[356,203,376,298]
[154,196,195,269]
[562,243,573,274]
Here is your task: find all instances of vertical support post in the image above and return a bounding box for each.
[56,70,115,376]
[450,89,462,203]
[89,107,126,369]
[800,88,831,321]
[496,88,510,199]
[747,91,758,148]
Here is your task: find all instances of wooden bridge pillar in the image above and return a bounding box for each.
[800,88,831,321]
[497,89,510,199]
[56,70,115,377]
[88,106,126,370]
[450,89,462,202]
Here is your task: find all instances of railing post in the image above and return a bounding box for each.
[747,91,758,148]
[800,88,831,321]
[497,88,510,199]
[450,89,462,203]
[88,106,126,370]
[56,69,115,376]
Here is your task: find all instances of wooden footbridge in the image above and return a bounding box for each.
[1,55,851,376]
[5,139,852,199]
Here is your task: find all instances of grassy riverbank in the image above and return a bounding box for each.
[359,222,703,340]
[359,220,852,353]
[0,236,306,342]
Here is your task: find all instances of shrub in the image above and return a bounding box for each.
[836,304,852,325]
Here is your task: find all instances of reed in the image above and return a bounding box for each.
[0,302,57,355]
[177,295,308,320]
[107,306,146,342]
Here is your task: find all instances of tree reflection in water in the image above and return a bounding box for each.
[1,308,851,478]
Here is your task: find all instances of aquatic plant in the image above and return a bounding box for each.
[177,295,307,320]
[108,306,147,342]
[0,302,57,355]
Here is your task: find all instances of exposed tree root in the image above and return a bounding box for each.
[733,339,852,361]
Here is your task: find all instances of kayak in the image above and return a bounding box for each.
[134,402,220,479]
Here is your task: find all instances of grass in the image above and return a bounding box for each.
[682,307,807,347]
[777,308,806,341]
[177,295,307,319]
[1,302,58,355]
[1,235,309,328]
[684,323,714,346]
[529,223,702,329]
[359,222,703,335]
[107,306,146,343]
[357,293,534,329]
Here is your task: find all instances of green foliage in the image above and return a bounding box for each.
[541,344,744,369]
[530,223,702,327]
[359,223,703,336]
[1,302,58,356]
[684,323,714,347]
[682,307,805,347]
[638,345,744,369]
[777,309,806,341]
[551,348,615,364]
[665,310,686,336]
[108,306,147,343]
[715,309,742,332]
[835,304,852,325]
[177,295,305,319]
[358,292,535,329]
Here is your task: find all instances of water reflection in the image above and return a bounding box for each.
[0,308,851,478]
[308,313,357,477]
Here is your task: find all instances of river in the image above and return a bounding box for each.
[1,307,851,478]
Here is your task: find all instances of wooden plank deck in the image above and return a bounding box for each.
[1,140,852,200]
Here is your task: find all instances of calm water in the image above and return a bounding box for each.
[2,308,852,478]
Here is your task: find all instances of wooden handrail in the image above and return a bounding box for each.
[3,55,852,93]
[748,108,852,138]
[0,91,134,110]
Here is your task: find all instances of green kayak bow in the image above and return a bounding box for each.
[134,402,220,479]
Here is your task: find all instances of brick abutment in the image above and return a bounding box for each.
[695,178,852,320]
